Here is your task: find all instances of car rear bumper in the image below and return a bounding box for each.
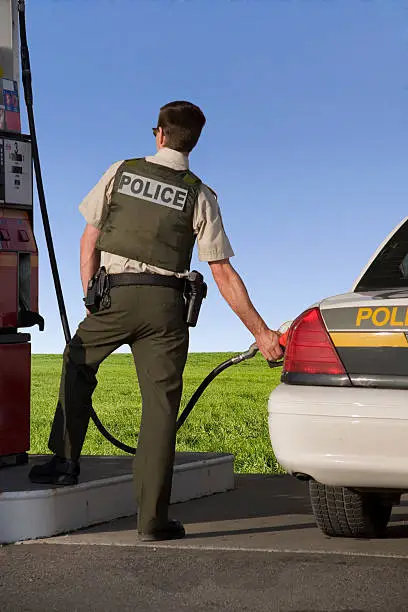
[268,384,408,490]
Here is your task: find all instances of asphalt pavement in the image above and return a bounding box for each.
[3,544,408,612]
[3,474,408,611]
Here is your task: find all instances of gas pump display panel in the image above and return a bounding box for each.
[0,132,32,209]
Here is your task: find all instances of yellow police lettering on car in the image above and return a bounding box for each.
[372,307,390,326]
[118,172,188,211]
[356,306,408,327]
[390,307,404,326]
[356,308,372,326]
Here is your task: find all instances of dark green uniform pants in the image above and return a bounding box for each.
[48,284,189,533]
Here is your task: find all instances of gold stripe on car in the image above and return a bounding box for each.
[330,332,408,347]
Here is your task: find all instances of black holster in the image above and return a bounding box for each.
[184,270,207,327]
[83,267,111,313]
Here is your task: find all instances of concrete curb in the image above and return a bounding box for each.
[0,454,234,544]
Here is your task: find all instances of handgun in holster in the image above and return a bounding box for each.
[184,270,207,327]
[83,267,111,314]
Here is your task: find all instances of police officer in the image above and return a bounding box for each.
[29,101,283,541]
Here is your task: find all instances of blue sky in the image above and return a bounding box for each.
[22,0,407,354]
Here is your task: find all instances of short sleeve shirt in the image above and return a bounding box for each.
[79,148,234,277]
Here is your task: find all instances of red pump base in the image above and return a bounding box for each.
[0,334,31,467]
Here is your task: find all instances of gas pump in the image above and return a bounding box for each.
[0,0,43,467]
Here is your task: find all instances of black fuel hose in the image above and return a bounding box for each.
[18,2,134,453]
[18,3,70,342]
[176,342,260,430]
[17,3,283,456]
[176,344,283,435]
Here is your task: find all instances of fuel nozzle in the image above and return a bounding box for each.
[266,320,292,368]
[232,320,293,367]
[231,342,259,364]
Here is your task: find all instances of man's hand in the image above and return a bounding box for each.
[254,328,283,362]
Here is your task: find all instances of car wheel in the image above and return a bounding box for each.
[309,480,392,538]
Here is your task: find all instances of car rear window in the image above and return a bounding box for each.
[355,221,408,291]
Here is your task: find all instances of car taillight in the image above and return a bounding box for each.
[283,307,346,375]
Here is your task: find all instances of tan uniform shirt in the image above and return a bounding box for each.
[79,148,234,277]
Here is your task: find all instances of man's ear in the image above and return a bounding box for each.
[159,127,167,147]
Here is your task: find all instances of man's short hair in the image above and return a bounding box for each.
[158,101,206,153]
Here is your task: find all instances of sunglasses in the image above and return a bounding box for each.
[152,127,159,137]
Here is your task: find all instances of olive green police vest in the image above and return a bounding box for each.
[96,158,202,273]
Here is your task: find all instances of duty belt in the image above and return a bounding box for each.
[108,272,185,292]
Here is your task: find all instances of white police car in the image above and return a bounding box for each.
[268,216,408,538]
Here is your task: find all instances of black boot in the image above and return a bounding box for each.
[139,520,186,542]
[28,455,80,486]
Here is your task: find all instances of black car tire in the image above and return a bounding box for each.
[309,480,392,538]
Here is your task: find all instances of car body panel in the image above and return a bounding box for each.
[268,384,408,489]
[321,288,408,313]
[319,292,408,383]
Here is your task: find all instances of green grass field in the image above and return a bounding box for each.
[31,352,283,474]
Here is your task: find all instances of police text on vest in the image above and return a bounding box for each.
[118,173,188,211]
